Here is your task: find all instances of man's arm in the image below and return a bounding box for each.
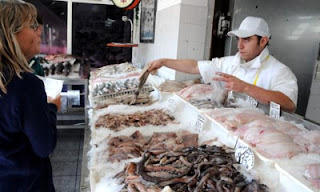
[147,58,200,74]
[244,84,296,112]
[214,72,296,112]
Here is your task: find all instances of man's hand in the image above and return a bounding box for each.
[213,72,296,112]
[147,59,166,73]
[213,72,250,93]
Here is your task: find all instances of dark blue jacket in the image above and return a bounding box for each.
[0,72,57,191]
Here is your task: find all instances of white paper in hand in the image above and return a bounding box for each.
[37,76,64,98]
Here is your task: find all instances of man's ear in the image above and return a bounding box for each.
[260,36,269,47]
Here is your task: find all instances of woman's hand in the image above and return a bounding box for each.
[47,95,61,111]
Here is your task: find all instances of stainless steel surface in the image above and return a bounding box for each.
[55,78,89,129]
[225,0,320,116]
[306,56,320,123]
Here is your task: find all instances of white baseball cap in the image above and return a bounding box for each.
[227,16,271,38]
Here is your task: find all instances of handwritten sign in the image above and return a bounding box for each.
[235,144,255,171]
[269,101,280,119]
[194,114,205,132]
[167,99,176,112]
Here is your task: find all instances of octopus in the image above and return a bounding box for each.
[107,131,198,163]
[114,145,269,192]
[107,131,148,162]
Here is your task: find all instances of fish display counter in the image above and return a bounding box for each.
[80,65,320,192]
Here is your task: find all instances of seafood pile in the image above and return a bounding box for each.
[189,99,224,109]
[148,131,198,155]
[94,94,150,109]
[91,62,137,78]
[114,145,269,192]
[159,80,186,92]
[107,131,198,162]
[38,54,86,77]
[206,108,320,159]
[95,109,176,131]
[44,54,76,63]
[178,84,214,101]
[92,78,140,97]
[304,163,320,188]
[107,131,148,162]
[43,62,73,76]
[158,79,201,92]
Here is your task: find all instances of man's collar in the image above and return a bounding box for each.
[235,47,269,69]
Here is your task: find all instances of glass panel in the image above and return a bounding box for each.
[72,3,133,68]
[25,0,68,54]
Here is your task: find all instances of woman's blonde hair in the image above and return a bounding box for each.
[0,0,37,94]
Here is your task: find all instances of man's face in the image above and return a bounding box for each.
[237,35,267,62]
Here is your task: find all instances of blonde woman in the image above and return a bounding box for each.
[0,0,60,191]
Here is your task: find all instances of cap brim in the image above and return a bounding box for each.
[227,29,255,38]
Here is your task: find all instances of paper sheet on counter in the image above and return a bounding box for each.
[37,76,64,98]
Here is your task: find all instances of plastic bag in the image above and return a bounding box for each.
[201,63,227,107]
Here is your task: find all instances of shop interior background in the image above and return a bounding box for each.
[25,0,320,120]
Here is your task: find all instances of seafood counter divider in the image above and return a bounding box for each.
[80,90,319,192]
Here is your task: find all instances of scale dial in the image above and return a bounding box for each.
[112,0,140,10]
[235,145,255,171]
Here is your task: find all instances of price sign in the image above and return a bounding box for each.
[167,99,176,112]
[246,96,258,108]
[194,114,205,132]
[269,101,280,119]
[235,144,255,171]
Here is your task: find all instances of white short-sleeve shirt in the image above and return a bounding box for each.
[198,48,298,106]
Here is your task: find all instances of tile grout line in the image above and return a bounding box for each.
[75,130,84,191]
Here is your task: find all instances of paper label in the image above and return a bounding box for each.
[167,98,176,112]
[235,144,255,171]
[246,96,258,108]
[194,114,205,132]
[269,101,280,119]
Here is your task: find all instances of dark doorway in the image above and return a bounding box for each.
[72,3,133,68]
[210,0,230,59]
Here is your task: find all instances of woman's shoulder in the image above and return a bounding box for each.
[21,72,41,82]
[13,72,43,89]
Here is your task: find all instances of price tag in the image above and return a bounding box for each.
[194,114,205,132]
[167,99,176,112]
[246,96,258,108]
[235,144,255,171]
[269,101,280,119]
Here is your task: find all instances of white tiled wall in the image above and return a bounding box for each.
[132,3,181,67]
[157,0,181,11]
[204,0,215,59]
[179,4,208,25]
[133,0,214,81]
